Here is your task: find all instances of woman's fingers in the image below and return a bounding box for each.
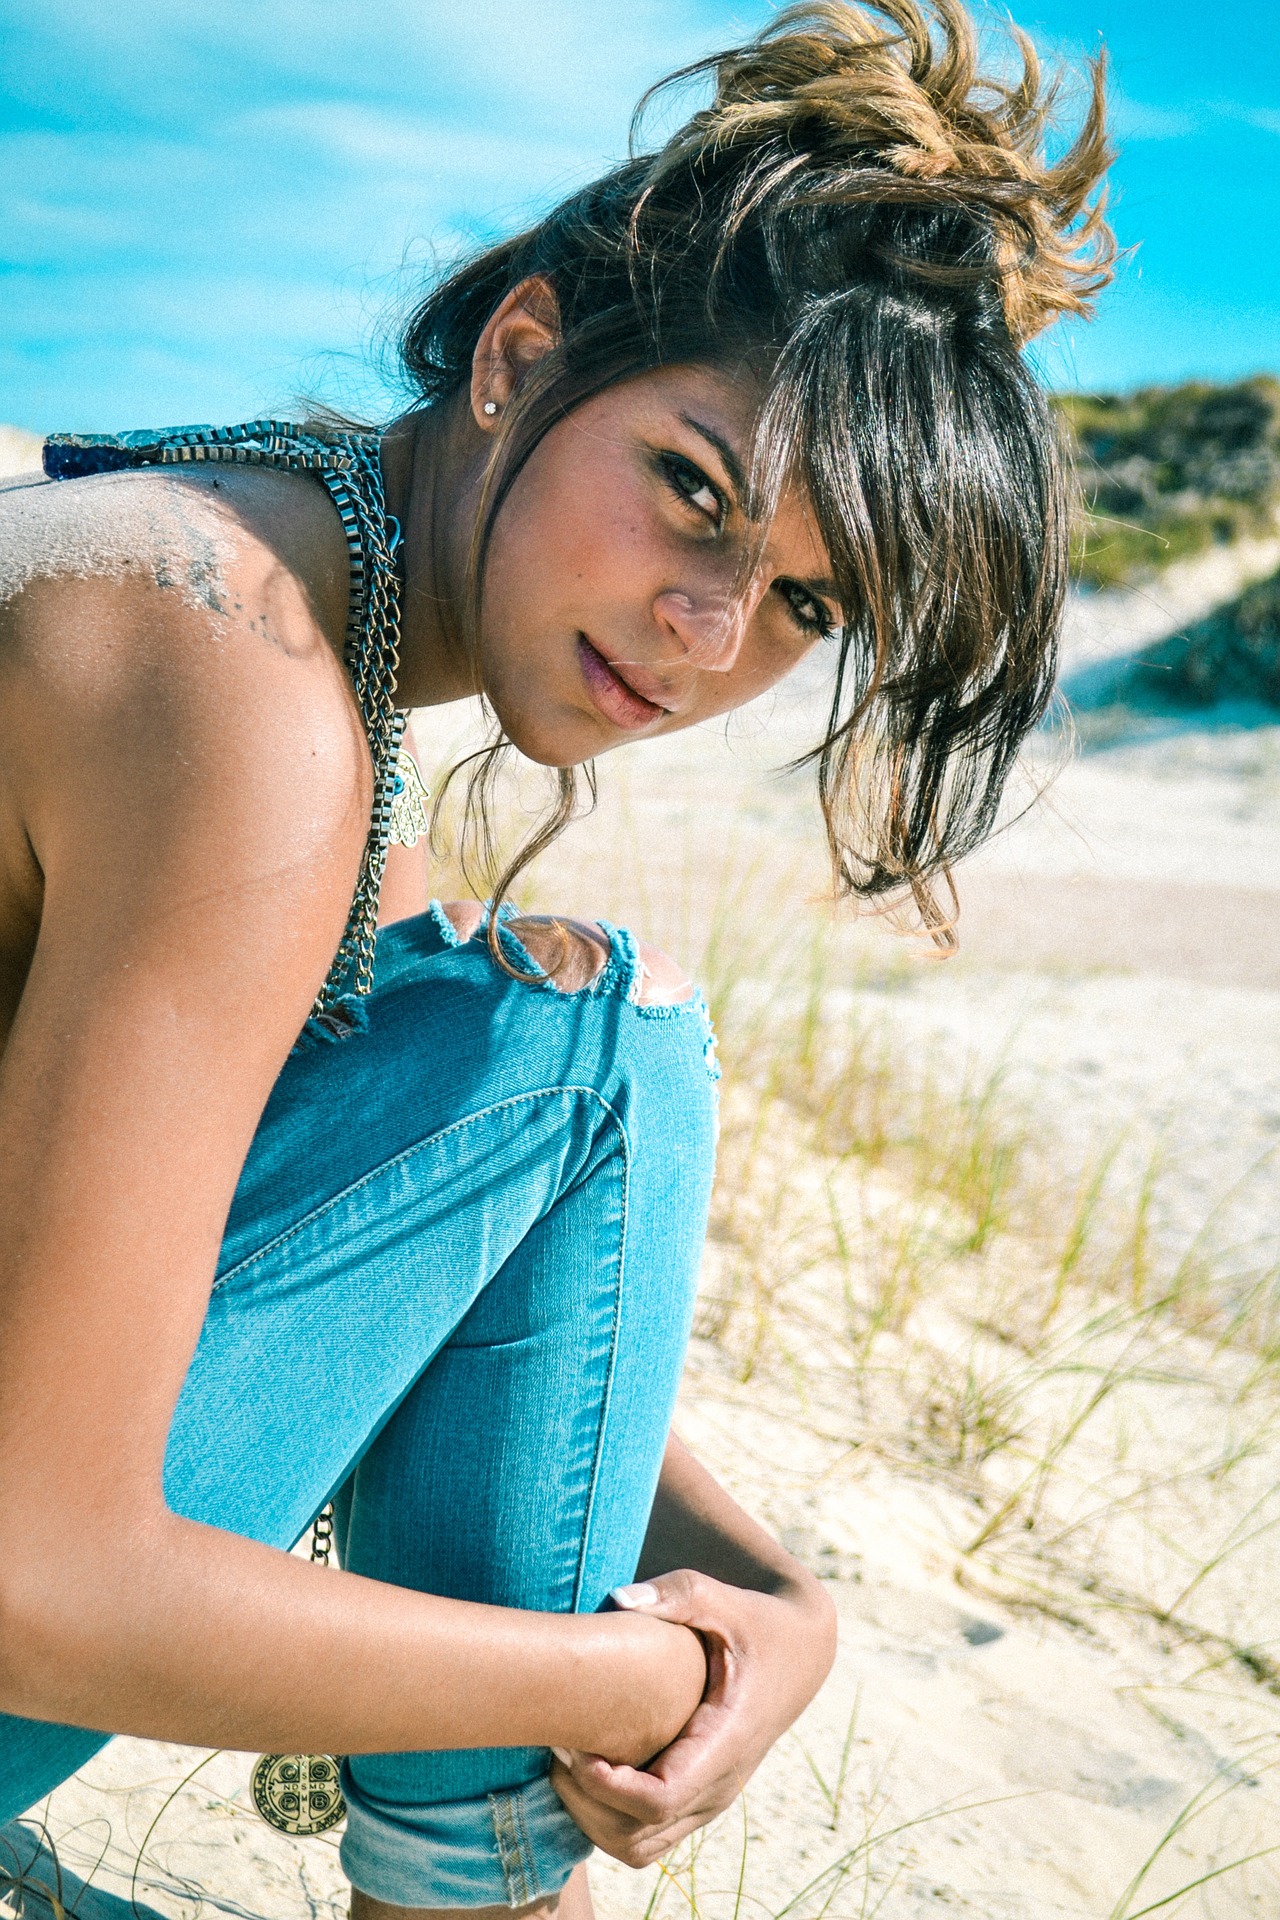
[548,1755,719,1868]
[551,1750,678,1822]
[551,1747,724,1821]
[611,1569,724,1628]
[552,1568,837,1867]
[553,1695,737,1814]
[553,1573,817,1864]
[548,1756,645,1854]
[550,1741,741,1835]
[616,1813,713,1870]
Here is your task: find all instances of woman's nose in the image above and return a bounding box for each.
[653,588,749,672]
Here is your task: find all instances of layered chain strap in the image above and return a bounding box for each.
[307,430,408,1005]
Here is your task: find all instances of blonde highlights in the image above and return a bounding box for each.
[644,0,1112,345]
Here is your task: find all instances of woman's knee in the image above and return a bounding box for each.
[439,902,693,1006]
[439,899,485,945]
[633,940,694,1006]
[440,902,607,991]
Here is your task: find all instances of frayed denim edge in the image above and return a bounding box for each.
[428,900,717,1048]
[292,993,371,1054]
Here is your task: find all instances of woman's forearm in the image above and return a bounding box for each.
[639,1433,827,1606]
[0,1509,705,1764]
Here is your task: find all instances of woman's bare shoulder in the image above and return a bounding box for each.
[0,466,236,617]
[0,464,358,756]
[0,462,370,961]
[0,464,350,663]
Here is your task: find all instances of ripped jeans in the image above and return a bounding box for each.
[0,904,720,1907]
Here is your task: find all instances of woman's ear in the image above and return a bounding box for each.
[470,276,561,431]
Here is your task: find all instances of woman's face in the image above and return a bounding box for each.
[475,364,841,768]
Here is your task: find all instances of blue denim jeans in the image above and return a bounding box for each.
[0,903,719,1906]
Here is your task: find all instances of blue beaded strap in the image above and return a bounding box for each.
[43,419,407,1024]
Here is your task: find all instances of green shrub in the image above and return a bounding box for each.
[1122,564,1280,708]
[1054,377,1280,589]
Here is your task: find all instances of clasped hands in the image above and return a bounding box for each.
[550,1567,837,1868]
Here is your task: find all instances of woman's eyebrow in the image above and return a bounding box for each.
[677,412,756,514]
[679,410,842,609]
[795,573,841,601]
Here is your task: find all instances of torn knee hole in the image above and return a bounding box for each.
[440,900,485,944]
[635,942,694,1007]
[508,915,611,992]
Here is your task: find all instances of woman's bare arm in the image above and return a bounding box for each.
[550,1435,836,1864]
[0,512,703,1764]
[636,1433,832,1600]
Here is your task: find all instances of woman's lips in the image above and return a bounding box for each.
[576,635,667,731]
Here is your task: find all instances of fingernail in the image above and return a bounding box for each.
[551,1747,573,1766]
[610,1582,660,1609]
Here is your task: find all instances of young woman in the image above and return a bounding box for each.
[0,1,1111,1912]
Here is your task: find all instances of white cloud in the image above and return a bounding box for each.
[246,100,592,188]
[1108,91,1280,145]
[1234,105,1280,137]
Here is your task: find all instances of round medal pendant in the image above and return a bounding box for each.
[251,1753,346,1836]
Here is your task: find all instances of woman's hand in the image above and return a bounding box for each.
[549,1566,837,1867]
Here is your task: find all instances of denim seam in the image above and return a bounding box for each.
[489,1788,540,1906]
[212,1086,628,1295]
[568,1147,628,1613]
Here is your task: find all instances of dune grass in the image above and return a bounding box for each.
[430,733,1280,1599]
[1055,378,1280,592]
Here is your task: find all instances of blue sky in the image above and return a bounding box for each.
[1,0,1276,433]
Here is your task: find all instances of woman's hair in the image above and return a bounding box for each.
[403,0,1113,944]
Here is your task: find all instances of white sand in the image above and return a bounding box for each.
[0,465,236,617]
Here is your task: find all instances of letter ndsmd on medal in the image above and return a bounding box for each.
[251,1752,346,1836]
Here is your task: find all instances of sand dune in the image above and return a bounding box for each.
[1061,535,1280,670]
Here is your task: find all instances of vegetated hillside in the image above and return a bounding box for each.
[1114,560,1280,710]
[1057,374,1280,590]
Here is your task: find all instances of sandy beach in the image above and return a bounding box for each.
[3,439,1278,1918]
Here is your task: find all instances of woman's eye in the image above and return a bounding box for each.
[776,578,836,638]
[660,453,724,527]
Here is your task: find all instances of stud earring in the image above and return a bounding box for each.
[482,400,499,416]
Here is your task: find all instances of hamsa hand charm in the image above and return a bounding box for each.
[251,1752,346,1836]
[388,748,430,848]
